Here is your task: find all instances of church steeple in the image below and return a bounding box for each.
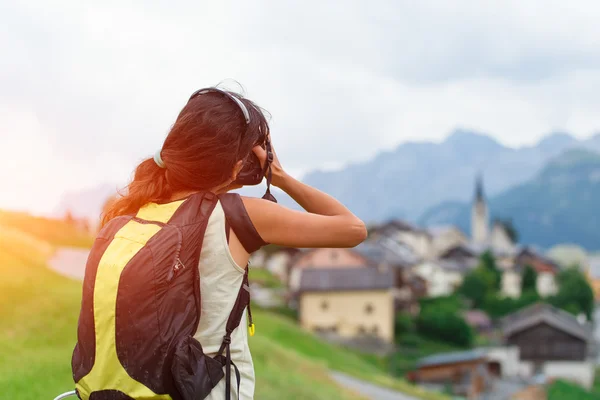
[471,173,489,245]
[475,173,484,203]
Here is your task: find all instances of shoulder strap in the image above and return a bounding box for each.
[218,193,267,253]
[215,268,251,400]
[168,191,218,226]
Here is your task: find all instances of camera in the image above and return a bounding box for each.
[234,136,273,186]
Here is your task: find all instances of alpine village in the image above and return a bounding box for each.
[246,176,600,400]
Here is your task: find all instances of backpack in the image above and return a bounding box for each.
[71,191,253,400]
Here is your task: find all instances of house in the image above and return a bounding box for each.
[412,259,473,297]
[501,267,522,299]
[288,239,425,314]
[462,310,493,334]
[288,247,370,292]
[297,267,396,343]
[354,238,425,313]
[262,245,302,284]
[426,225,469,258]
[515,247,560,297]
[409,349,491,398]
[369,219,434,260]
[587,255,600,300]
[489,220,516,255]
[500,302,596,389]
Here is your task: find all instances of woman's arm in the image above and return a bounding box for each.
[241,144,367,249]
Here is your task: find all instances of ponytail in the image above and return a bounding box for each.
[101,158,171,227]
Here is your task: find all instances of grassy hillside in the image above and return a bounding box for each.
[0,210,94,248]
[547,379,600,400]
[0,213,446,400]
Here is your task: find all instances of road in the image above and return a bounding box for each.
[48,247,90,280]
[330,372,417,400]
[49,248,418,400]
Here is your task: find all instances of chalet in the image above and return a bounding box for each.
[412,259,474,297]
[297,267,395,343]
[439,244,480,268]
[502,247,561,298]
[501,303,596,389]
[426,225,469,257]
[369,219,434,260]
[287,238,425,313]
[462,310,492,334]
[261,245,302,284]
[409,349,491,398]
[287,247,370,292]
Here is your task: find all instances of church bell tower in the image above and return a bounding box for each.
[471,174,489,245]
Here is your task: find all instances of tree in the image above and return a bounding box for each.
[494,217,519,243]
[549,267,594,320]
[416,307,473,347]
[394,312,415,342]
[458,267,496,309]
[521,264,538,293]
[479,250,501,290]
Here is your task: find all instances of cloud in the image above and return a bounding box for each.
[1,0,600,213]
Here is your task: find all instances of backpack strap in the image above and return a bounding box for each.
[216,193,265,399]
[218,193,268,253]
[215,268,250,400]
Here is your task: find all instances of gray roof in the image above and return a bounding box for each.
[417,349,487,368]
[298,267,395,292]
[354,237,420,267]
[501,302,593,342]
[441,242,517,260]
[437,258,478,273]
[426,225,465,238]
[517,246,560,268]
[371,219,426,236]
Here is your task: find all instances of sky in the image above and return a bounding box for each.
[1,0,600,214]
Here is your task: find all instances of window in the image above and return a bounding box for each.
[365,303,374,314]
[357,326,366,335]
[321,300,329,311]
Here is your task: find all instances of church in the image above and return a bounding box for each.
[470,175,516,255]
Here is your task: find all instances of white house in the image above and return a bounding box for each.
[426,225,469,258]
[412,259,472,297]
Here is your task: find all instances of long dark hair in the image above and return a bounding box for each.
[102,89,269,227]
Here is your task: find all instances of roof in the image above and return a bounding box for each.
[370,219,426,237]
[438,258,478,273]
[426,225,466,238]
[417,349,487,368]
[501,302,593,342]
[354,237,420,267]
[298,267,395,292]
[517,246,560,266]
[463,310,492,327]
[441,242,517,261]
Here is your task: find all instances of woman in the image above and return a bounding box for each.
[99,87,367,399]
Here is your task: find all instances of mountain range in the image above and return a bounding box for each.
[302,130,600,223]
[53,130,600,249]
[419,149,600,251]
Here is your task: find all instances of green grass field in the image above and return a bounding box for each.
[0,213,446,400]
[547,379,600,400]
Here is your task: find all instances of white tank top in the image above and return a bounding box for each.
[193,201,255,399]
